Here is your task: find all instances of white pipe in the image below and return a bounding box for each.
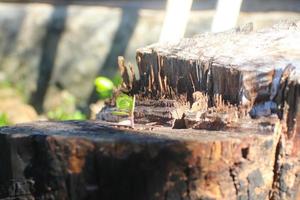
[159,0,193,42]
[211,0,243,32]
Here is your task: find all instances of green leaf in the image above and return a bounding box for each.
[98,91,113,99]
[116,94,133,112]
[47,109,86,121]
[94,76,114,99]
[111,111,130,116]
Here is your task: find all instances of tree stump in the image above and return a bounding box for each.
[1,21,300,200]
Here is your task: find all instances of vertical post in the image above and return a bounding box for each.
[211,0,243,32]
[159,0,193,43]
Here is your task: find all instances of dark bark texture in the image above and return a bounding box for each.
[0,120,285,200]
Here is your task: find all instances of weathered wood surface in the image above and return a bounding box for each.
[135,22,299,104]
[130,22,300,139]
[0,119,288,200]
[117,21,300,200]
[132,22,300,125]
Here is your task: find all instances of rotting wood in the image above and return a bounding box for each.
[117,21,300,133]
[113,21,300,199]
[0,119,282,200]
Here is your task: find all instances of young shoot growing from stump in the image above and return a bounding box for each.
[94,76,135,128]
[113,94,135,128]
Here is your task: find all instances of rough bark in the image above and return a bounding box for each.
[0,120,282,200]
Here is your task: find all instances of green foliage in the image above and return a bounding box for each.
[47,109,86,121]
[0,113,10,127]
[111,94,135,118]
[94,76,135,127]
[112,74,123,87]
[116,94,133,112]
[112,94,135,128]
[0,80,12,89]
[47,91,86,121]
[94,76,114,99]
[0,80,28,102]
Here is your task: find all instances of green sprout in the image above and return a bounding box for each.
[112,94,135,128]
[94,76,135,128]
[115,94,133,113]
[94,76,114,99]
[0,113,10,127]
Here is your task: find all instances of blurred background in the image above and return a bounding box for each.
[0,0,299,125]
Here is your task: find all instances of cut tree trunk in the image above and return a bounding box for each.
[1,21,300,200]
[121,21,300,199]
[0,119,284,200]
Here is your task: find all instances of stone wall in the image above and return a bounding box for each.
[0,1,299,112]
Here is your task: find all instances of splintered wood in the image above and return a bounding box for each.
[118,21,300,134]
[112,21,300,200]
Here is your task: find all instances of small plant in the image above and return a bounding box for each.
[94,76,135,128]
[0,113,10,127]
[112,94,135,128]
[94,76,115,99]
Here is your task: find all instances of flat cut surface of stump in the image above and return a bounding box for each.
[0,119,287,200]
